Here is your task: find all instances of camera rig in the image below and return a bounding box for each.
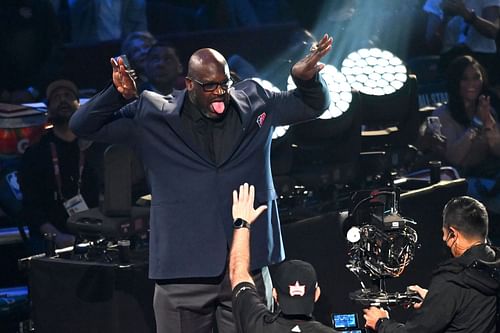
[344,189,421,307]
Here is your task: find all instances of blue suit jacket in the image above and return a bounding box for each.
[70,78,329,279]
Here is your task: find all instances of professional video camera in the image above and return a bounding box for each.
[343,189,422,307]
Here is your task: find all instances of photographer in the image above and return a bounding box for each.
[230,183,338,333]
[364,196,500,333]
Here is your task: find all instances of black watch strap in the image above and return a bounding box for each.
[233,218,251,229]
[375,317,389,330]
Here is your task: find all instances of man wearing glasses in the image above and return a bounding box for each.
[70,34,332,333]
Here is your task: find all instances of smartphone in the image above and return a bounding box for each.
[332,313,359,329]
[112,54,132,70]
[112,54,136,81]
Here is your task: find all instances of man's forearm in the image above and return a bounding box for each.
[292,73,330,111]
[464,6,499,39]
[229,228,254,289]
[69,84,129,138]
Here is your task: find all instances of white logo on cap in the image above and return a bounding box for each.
[289,281,306,296]
[291,324,302,332]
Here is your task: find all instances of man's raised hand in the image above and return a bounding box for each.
[291,33,333,81]
[111,56,138,100]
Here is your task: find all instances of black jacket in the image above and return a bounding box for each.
[70,78,329,279]
[379,244,500,333]
[232,282,338,333]
[19,130,99,238]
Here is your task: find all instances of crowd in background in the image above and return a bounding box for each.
[1,0,500,226]
[1,0,437,104]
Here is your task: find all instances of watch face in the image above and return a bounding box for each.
[234,218,249,229]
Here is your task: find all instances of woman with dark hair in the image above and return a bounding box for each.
[433,55,500,213]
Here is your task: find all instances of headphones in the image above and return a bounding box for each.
[445,228,455,242]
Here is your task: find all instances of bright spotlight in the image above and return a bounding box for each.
[251,78,289,140]
[341,48,407,96]
[287,64,352,119]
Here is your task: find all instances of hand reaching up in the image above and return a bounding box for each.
[111,56,138,100]
[232,183,267,225]
[291,33,333,81]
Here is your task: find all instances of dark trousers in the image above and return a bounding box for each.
[153,267,271,333]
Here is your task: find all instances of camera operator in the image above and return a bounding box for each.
[363,196,500,333]
[230,183,338,333]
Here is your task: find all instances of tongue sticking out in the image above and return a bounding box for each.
[211,101,225,114]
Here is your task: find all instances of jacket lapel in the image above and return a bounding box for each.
[218,89,254,166]
[160,90,214,165]
[159,88,259,167]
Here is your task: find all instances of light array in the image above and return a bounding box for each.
[341,48,407,96]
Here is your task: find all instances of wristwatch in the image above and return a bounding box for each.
[233,218,251,230]
[375,317,389,330]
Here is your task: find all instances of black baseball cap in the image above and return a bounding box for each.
[273,260,318,316]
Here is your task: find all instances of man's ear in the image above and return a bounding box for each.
[314,284,321,303]
[272,288,278,304]
[449,227,457,239]
[185,78,194,90]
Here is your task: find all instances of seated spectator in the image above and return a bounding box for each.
[121,31,157,88]
[423,0,500,83]
[432,55,500,213]
[229,183,339,332]
[364,196,500,332]
[68,0,147,44]
[0,0,64,103]
[18,80,99,252]
[141,42,184,95]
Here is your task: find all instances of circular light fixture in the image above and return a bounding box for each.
[341,48,407,96]
[287,64,352,119]
[251,78,289,140]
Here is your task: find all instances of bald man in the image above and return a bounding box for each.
[70,34,332,333]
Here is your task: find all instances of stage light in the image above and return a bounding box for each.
[282,65,361,190]
[287,64,352,119]
[251,78,289,140]
[341,48,407,96]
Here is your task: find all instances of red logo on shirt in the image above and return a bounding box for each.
[256,112,267,128]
